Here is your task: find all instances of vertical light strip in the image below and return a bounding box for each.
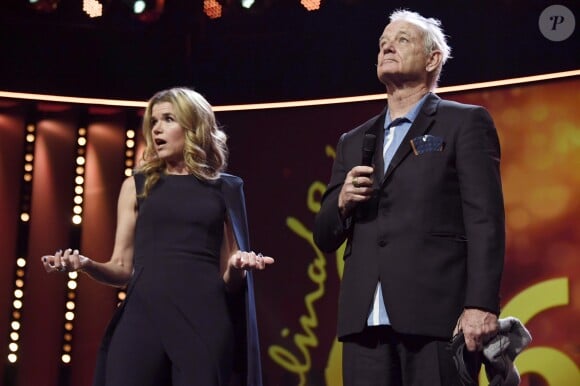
[116,112,139,304]
[6,113,37,369]
[59,118,88,368]
[124,124,137,178]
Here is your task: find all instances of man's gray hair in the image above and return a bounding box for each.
[389,9,452,88]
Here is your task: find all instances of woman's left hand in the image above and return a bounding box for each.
[230,251,274,271]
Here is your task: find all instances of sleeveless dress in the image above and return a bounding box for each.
[93,173,263,386]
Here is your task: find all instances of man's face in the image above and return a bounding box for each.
[376,20,430,86]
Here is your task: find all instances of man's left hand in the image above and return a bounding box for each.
[454,308,499,351]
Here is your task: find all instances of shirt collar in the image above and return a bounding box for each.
[384,92,430,129]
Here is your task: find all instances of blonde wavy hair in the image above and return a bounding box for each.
[137,87,228,197]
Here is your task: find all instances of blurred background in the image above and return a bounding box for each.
[0,0,577,103]
[0,1,579,386]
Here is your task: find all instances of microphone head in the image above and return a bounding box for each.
[361,133,377,166]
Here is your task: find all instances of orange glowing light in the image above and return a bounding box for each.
[301,0,321,11]
[204,0,222,19]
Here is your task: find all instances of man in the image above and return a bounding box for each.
[314,9,505,385]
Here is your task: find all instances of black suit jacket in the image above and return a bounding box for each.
[314,93,505,339]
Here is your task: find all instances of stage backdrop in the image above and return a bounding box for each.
[0,75,578,386]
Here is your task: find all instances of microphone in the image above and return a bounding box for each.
[361,133,377,166]
[356,133,377,221]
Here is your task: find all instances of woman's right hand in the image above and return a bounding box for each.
[41,248,90,273]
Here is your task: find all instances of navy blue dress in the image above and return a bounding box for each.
[93,173,263,386]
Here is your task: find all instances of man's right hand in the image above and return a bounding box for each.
[338,166,374,219]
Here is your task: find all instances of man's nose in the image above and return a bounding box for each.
[382,42,395,53]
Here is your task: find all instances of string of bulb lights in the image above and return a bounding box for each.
[5,114,37,367]
[2,104,142,385]
[25,0,324,20]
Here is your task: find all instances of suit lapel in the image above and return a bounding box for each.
[382,94,440,183]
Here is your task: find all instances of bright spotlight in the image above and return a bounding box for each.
[83,0,103,18]
[133,0,146,14]
[124,0,164,22]
[27,0,60,13]
[241,0,255,9]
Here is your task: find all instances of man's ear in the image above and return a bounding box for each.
[426,50,442,73]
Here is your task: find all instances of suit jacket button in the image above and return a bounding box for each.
[378,239,387,247]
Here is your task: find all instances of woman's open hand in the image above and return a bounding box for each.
[229,251,274,271]
[41,248,90,273]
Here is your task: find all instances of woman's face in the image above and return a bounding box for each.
[150,101,186,165]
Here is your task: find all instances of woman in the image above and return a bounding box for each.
[41,87,273,386]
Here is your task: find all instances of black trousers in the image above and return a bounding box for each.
[342,326,481,386]
[103,290,221,386]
